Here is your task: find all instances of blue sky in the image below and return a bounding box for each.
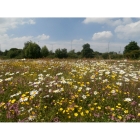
[1,18,140,53]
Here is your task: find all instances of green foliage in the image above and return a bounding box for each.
[41,45,49,57]
[124,41,140,54]
[81,43,94,58]
[125,50,140,59]
[23,41,41,58]
[68,49,78,58]
[55,48,68,58]
[7,48,23,59]
[102,53,108,59]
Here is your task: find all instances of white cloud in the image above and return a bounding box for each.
[28,19,36,24]
[92,31,113,41]
[115,20,140,39]
[0,34,49,51]
[36,34,50,40]
[83,18,133,26]
[0,18,36,33]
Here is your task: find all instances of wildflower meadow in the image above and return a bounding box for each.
[0,58,140,122]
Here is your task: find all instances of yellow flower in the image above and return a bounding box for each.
[21,94,26,97]
[79,107,82,110]
[0,102,5,108]
[97,106,101,110]
[112,113,116,116]
[11,99,16,104]
[138,113,140,116]
[75,94,78,98]
[32,111,35,115]
[68,116,71,119]
[94,103,97,106]
[117,115,122,119]
[86,82,90,85]
[63,110,65,113]
[59,108,63,111]
[74,105,79,108]
[111,108,115,111]
[80,112,84,116]
[74,113,78,117]
[118,103,121,106]
[85,110,89,114]
[124,110,128,114]
[44,106,47,109]
[90,107,94,111]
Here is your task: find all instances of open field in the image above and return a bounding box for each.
[0,59,140,122]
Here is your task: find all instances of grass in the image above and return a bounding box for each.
[0,58,140,122]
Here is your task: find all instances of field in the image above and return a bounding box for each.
[0,58,140,122]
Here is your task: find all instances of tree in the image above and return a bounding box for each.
[23,41,41,58]
[124,41,140,54]
[81,43,94,58]
[55,48,68,58]
[68,49,77,58]
[41,45,49,57]
[7,48,23,58]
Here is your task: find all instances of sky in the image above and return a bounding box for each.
[0,17,140,53]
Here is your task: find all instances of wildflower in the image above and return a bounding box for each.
[116,82,122,86]
[0,102,5,108]
[103,79,108,83]
[94,103,97,106]
[30,90,39,97]
[44,106,47,109]
[43,95,50,98]
[0,79,3,82]
[28,115,36,121]
[59,108,63,111]
[94,91,98,95]
[120,70,125,74]
[82,95,86,99]
[19,96,28,102]
[97,106,101,110]
[124,110,128,114]
[117,115,122,119]
[86,87,91,91]
[124,98,133,102]
[11,99,16,104]
[56,73,63,76]
[111,90,116,94]
[90,107,94,111]
[111,108,115,111]
[5,77,13,81]
[138,113,140,117]
[105,71,110,75]
[28,108,33,113]
[74,113,78,117]
[86,82,90,85]
[85,110,89,114]
[53,89,60,93]
[80,112,84,116]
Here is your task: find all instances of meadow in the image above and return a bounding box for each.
[0,58,140,122]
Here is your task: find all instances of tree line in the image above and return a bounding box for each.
[0,40,140,59]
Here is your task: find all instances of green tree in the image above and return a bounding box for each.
[124,41,140,54]
[81,43,94,58]
[55,48,68,58]
[23,41,41,58]
[41,45,49,57]
[7,48,23,59]
[68,49,77,58]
